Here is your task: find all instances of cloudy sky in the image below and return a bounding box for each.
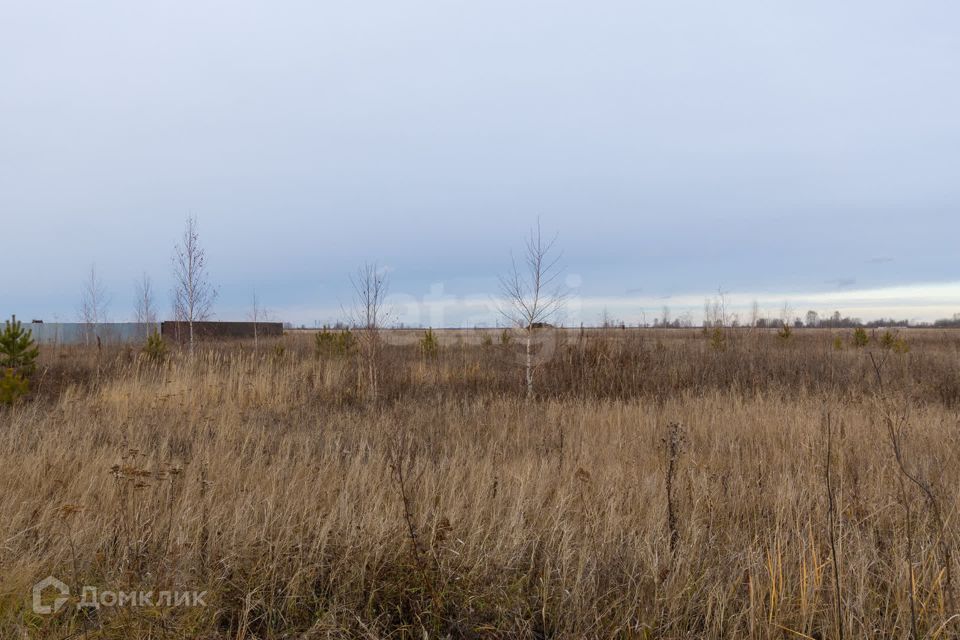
[2,1,958,327]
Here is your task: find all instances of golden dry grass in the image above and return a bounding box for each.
[2,328,959,638]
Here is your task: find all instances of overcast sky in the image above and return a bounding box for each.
[2,1,958,326]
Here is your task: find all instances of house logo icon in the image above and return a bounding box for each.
[32,576,69,615]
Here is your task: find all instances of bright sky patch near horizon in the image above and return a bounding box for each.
[2,1,958,326]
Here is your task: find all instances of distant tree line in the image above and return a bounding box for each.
[933,314,960,328]
[647,307,960,330]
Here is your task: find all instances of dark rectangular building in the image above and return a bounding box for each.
[160,321,284,342]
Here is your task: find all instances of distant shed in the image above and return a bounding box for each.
[160,321,283,342]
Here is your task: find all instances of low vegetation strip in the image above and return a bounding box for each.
[1,328,959,638]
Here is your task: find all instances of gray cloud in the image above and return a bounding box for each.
[825,278,858,289]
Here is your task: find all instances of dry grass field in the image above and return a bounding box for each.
[3,327,960,638]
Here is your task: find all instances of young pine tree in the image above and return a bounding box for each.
[0,315,40,405]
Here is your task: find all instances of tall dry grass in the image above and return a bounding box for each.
[1,329,959,638]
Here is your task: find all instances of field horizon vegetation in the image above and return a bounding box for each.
[2,311,960,638]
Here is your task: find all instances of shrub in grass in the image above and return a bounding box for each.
[142,330,168,363]
[852,327,869,348]
[0,315,39,405]
[315,326,356,357]
[709,327,726,351]
[777,323,792,342]
[420,328,439,356]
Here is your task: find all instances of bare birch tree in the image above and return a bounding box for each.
[750,299,760,330]
[247,289,268,351]
[134,272,157,337]
[79,263,109,345]
[498,221,565,398]
[172,216,217,353]
[349,262,390,401]
[780,301,794,327]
